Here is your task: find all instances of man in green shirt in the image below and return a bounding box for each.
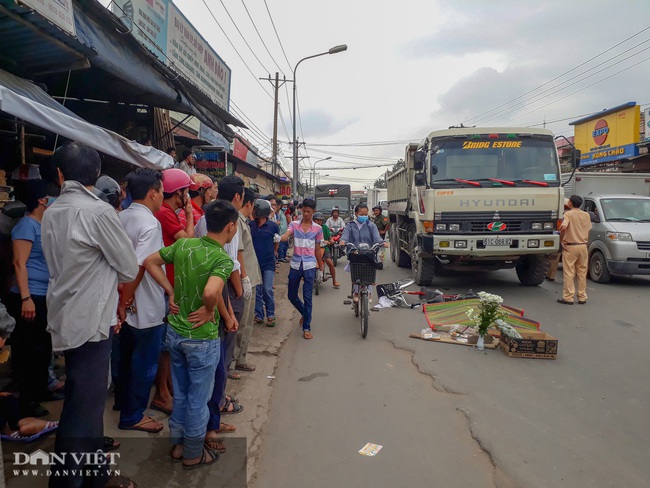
[144,200,238,469]
[313,212,340,288]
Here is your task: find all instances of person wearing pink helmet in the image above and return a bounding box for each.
[151,168,195,416]
[179,173,213,230]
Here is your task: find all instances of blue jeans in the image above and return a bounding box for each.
[117,323,164,427]
[255,269,276,320]
[207,332,235,431]
[278,241,289,259]
[288,265,316,331]
[166,327,220,459]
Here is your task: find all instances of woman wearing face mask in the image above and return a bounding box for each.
[339,203,385,302]
[7,179,60,418]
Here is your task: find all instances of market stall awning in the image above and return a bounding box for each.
[0,68,173,170]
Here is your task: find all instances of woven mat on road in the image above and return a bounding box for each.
[423,299,539,331]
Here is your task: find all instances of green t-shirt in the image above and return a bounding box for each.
[159,237,234,340]
[321,223,331,252]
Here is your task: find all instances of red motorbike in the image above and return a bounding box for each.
[330,228,344,267]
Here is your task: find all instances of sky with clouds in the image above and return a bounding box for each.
[105,0,650,189]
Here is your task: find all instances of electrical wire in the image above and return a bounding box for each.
[500,56,650,125]
[476,41,650,125]
[263,0,293,72]
[200,0,273,101]
[240,0,285,75]
[463,24,650,124]
[216,0,270,74]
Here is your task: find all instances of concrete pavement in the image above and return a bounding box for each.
[255,261,650,488]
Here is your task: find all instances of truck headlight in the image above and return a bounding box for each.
[543,222,555,230]
[527,239,540,248]
[435,223,447,231]
[449,223,460,231]
[531,223,542,230]
[606,232,633,241]
[454,240,467,248]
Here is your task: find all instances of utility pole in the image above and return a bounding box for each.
[260,72,286,193]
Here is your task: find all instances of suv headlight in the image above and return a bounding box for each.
[606,232,633,241]
[449,223,460,231]
[531,222,542,230]
[435,223,447,231]
[543,222,555,230]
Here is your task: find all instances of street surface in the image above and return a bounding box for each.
[255,259,650,488]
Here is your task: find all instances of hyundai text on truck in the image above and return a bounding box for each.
[387,127,580,286]
[573,172,650,283]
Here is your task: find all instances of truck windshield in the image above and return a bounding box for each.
[316,198,349,212]
[601,198,650,222]
[430,136,560,187]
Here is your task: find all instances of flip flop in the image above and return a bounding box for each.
[303,330,313,340]
[118,416,163,433]
[235,363,256,372]
[221,399,244,415]
[182,447,220,471]
[204,438,227,454]
[149,402,172,415]
[1,421,58,442]
[213,422,237,434]
[228,372,241,380]
[104,436,121,451]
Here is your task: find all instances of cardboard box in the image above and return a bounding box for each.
[499,331,558,359]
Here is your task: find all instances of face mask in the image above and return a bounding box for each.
[358,215,369,223]
[45,197,57,207]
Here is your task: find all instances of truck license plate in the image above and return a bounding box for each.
[483,238,513,246]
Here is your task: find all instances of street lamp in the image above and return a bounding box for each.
[292,45,348,198]
[309,156,331,190]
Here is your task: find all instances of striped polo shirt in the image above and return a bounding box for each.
[288,220,323,270]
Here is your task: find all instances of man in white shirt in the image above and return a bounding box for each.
[177,150,197,176]
[326,206,345,232]
[42,142,138,488]
[116,168,168,434]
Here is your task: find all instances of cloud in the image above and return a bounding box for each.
[298,110,359,138]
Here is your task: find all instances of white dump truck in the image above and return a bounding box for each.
[387,127,580,285]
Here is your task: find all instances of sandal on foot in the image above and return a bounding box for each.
[333,283,341,289]
[1,421,58,442]
[235,363,256,372]
[221,399,244,415]
[228,372,241,380]
[119,416,164,433]
[149,402,172,416]
[266,317,276,327]
[303,330,313,340]
[254,317,264,324]
[204,438,227,454]
[182,447,219,471]
[214,422,237,433]
[104,436,121,451]
[226,395,239,403]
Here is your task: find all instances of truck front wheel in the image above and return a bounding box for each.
[411,241,434,285]
[589,251,611,283]
[515,255,549,286]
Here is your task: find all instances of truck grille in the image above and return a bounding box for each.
[470,221,523,233]
[440,211,554,221]
[637,241,650,251]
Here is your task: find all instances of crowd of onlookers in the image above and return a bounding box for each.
[0,143,327,487]
[0,141,399,487]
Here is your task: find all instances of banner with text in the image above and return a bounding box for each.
[111,0,168,60]
[21,0,75,35]
[167,2,230,112]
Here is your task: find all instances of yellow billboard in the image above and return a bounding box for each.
[571,102,640,166]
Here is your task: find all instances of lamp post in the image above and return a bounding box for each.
[309,156,331,191]
[292,44,347,198]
